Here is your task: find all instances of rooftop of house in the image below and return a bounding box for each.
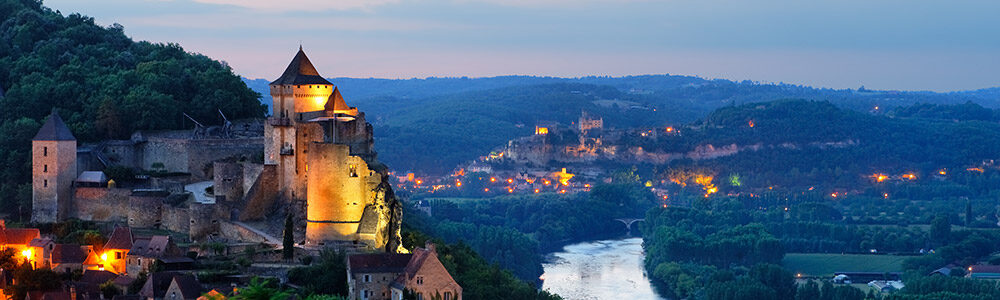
[349,253,413,274]
[969,265,1000,274]
[169,274,203,299]
[103,227,133,250]
[140,271,183,299]
[33,109,76,141]
[1,228,42,245]
[270,47,332,86]
[130,235,171,258]
[51,244,88,264]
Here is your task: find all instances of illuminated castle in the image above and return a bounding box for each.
[265,47,401,251]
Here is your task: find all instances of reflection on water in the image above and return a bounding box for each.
[541,238,666,300]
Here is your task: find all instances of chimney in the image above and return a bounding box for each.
[424,241,436,254]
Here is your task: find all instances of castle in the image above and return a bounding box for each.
[31,48,402,252]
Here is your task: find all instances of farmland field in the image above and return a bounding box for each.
[783,253,908,277]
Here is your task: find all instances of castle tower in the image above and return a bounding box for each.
[265,47,334,201]
[264,47,400,251]
[32,109,77,223]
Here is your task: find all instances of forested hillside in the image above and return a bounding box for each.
[0,0,265,219]
[245,76,999,175]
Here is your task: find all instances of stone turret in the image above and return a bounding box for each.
[32,109,77,223]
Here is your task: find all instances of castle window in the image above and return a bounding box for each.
[44,165,47,172]
[364,274,370,282]
[416,276,424,285]
[349,165,358,177]
[116,252,122,259]
[444,292,452,300]
[44,180,48,187]
[43,147,47,156]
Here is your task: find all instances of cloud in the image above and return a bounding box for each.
[190,0,399,11]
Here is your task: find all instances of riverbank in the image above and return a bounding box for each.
[541,237,667,300]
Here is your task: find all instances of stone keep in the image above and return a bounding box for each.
[265,47,400,251]
[32,110,77,223]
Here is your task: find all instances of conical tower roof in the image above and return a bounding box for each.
[325,87,350,111]
[270,47,333,85]
[33,109,76,141]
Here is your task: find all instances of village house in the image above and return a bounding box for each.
[140,272,202,300]
[126,236,192,277]
[347,242,461,300]
[103,227,134,274]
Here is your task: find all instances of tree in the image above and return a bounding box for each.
[966,200,973,226]
[930,214,951,245]
[232,277,290,300]
[283,214,294,260]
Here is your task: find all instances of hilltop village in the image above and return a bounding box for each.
[8,48,461,300]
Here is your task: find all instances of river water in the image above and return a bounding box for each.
[540,237,667,300]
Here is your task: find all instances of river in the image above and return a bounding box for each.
[540,237,667,300]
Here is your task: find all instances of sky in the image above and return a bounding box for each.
[43,0,1000,92]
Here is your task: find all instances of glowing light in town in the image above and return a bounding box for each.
[871,173,889,183]
[101,252,109,261]
[21,249,31,259]
[901,173,916,180]
[748,120,755,128]
[490,177,496,182]
[665,127,674,132]
[967,167,984,173]
[455,180,462,187]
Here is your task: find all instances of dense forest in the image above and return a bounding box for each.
[0,0,266,219]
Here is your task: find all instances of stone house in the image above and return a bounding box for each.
[125,236,192,277]
[347,253,413,300]
[347,243,460,300]
[103,227,134,274]
[389,243,461,300]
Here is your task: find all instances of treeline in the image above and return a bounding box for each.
[0,0,265,220]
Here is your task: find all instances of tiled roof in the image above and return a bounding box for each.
[51,244,88,264]
[140,271,181,299]
[969,265,1000,273]
[29,237,53,247]
[270,47,332,86]
[79,270,118,286]
[33,110,76,141]
[104,227,133,250]
[349,253,412,274]
[171,274,203,299]
[325,87,351,112]
[130,235,171,258]
[1,228,41,245]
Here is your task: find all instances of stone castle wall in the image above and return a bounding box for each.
[70,187,131,222]
[138,137,263,181]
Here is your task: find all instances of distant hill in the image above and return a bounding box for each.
[245,76,999,174]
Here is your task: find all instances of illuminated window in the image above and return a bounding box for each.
[349,165,358,177]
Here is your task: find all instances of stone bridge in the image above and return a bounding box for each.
[614,218,645,236]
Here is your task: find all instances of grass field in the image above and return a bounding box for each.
[782,253,908,277]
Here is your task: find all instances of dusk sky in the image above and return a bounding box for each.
[44,0,1000,92]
